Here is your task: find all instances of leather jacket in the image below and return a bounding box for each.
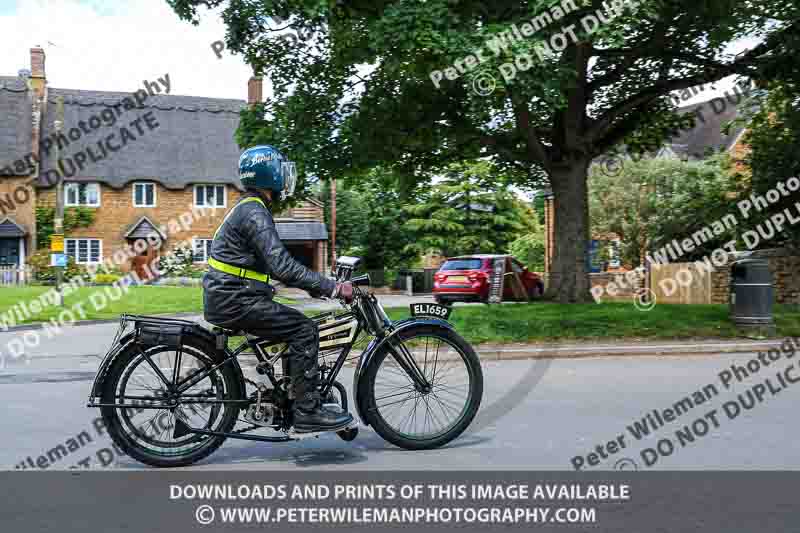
[203,192,336,326]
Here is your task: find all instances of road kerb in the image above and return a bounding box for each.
[474,340,785,360]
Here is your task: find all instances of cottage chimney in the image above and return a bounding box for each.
[247,76,263,106]
[30,46,46,79]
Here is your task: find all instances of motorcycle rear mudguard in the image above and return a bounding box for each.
[89,331,137,400]
[352,317,456,426]
[88,317,246,405]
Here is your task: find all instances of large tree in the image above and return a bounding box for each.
[169,0,799,301]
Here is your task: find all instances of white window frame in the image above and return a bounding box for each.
[65,238,103,264]
[64,183,101,207]
[133,182,157,207]
[193,184,227,208]
[192,238,213,263]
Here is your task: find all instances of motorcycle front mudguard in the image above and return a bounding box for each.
[352,317,456,426]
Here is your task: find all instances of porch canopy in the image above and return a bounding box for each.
[0,217,27,237]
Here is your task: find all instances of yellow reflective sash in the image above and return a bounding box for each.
[209,196,270,283]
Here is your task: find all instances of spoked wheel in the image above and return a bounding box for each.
[361,326,483,450]
[100,336,242,468]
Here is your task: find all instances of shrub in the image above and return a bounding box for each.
[156,243,195,277]
[509,232,546,272]
[28,249,86,283]
[93,273,121,284]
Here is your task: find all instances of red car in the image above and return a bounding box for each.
[432,254,544,304]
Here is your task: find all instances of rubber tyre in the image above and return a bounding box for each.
[100,335,242,468]
[360,325,483,450]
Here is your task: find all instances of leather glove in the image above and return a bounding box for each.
[306,287,324,299]
[333,281,355,303]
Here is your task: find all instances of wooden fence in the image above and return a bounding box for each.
[649,263,712,304]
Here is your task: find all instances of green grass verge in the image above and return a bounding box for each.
[0,286,294,326]
[384,303,800,344]
[1,286,797,344]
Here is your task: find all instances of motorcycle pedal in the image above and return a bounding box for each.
[287,420,359,440]
[286,429,325,440]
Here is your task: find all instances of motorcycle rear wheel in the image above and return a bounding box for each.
[100,335,242,468]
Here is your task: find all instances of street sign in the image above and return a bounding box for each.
[50,253,67,267]
[50,233,64,252]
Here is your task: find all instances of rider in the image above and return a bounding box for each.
[203,145,354,433]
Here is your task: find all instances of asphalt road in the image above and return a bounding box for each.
[1,314,798,471]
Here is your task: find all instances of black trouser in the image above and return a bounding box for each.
[233,299,320,411]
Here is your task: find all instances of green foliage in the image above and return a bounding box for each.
[27,249,85,283]
[320,182,368,260]
[741,82,800,247]
[36,207,95,249]
[169,0,799,300]
[589,155,740,266]
[509,193,546,271]
[509,232,546,272]
[167,0,798,185]
[321,169,419,270]
[403,161,535,258]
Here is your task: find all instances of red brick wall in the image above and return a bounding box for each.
[36,183,327,273]
[37,183,241,272]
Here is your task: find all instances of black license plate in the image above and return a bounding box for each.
[409,302,452,320]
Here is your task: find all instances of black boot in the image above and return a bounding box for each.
[292,361,353,433]
[294,404,354,433]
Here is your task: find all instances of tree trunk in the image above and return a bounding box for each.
[546,160,593,303]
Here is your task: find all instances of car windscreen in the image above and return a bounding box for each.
[440,259,483,271]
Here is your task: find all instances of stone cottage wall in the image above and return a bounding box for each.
[709,248,800,305]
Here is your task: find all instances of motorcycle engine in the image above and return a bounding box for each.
[244,386,277,427]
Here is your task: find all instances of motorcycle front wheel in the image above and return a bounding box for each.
[360,325,483,450]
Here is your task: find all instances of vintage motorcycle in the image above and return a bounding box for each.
[87,257,483,467]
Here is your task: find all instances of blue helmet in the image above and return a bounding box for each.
[238,145,298,200]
